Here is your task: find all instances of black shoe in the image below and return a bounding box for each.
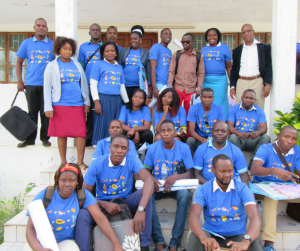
[85,139,92,147]
[141,247,149,251]
[42,140,51,147]
[17,141,35,148]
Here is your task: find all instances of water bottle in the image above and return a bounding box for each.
[257,201,263,216]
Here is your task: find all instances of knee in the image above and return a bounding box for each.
[77,208,92,222]
[186,137,195,147]
[260,134,271,144]
[178,189,190,201]
[228,134,240,144]
[143,130,154,142]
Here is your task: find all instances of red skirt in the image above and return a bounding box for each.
[48,106,86,138]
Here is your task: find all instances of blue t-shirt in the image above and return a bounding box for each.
[194,179,255,236]
[227,104,267,133]
[16,37,55,86]
[92,136,137,160]
[297,43,300,54]
[123,49,141,87]
[26,188,96,243]
[187,103,225,138]
[84,154,144,200]
[193,139,248,181]
[253,143,300,183]
[78,41,102,86]
[119,105,151,128]
[144,140,194,179]
[52,59,83,107]
[149,43,172,84]
[201,43,232,76]
[154,106,187,132]
[90,60,125,95]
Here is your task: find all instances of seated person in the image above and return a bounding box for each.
[187,87,225,156]
[144,119,194,251]
[24,164,123,251]
[154,88,187,142]
[194,121,250,185]
[227,89,271,168]
[119,88,153,145]
[187,154,262,251]
[251,125,300,251]
[76,135,154,251]
[92,119,137,160]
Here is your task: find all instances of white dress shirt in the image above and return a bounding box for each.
[239,39,260,77]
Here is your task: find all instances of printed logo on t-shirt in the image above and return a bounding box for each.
[198,119,217,134]
[127,119,144,128]
[162,53,171,66]
[125,54,141,65]
[86,50,100,64]
[235,117,257,132]
[29,50,52,64]
[209,206,241,222]
[101,176,127,195]
[104,71,122,85]
[203,50,221,62]
[60,69,80,82]
[47,208,77,231]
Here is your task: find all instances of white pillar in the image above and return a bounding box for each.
[270,0,298,140]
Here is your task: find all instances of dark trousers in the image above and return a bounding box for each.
[124,130,154,145]
[25,85,49,143]
[187,232,262,251]
[86,94,94,141]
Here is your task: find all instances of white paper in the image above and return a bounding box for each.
[173,38,183,50]
[190,93,201,105]
[120,84,129,103]
[136,179,198,191]
[28,199,59,251]
[148,85,169,108]
[137,142,149,152]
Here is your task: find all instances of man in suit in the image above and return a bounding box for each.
[230,24,272,108]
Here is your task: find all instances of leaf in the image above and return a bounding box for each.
[275,110,284,117]
[283,113,292,123]
[293,123,300,130]
[273,117,283,122]
[273,128,280,135]
[273,123,282,128]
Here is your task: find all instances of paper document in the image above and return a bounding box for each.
[173,38,183,50]
[202,227,226,240]
[136,179,198,191]
[148,85,168,108]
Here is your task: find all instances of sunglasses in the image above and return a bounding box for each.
[181,41,191,44]
[203,114,209,125]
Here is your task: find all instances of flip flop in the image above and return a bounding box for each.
[78,163,88,170]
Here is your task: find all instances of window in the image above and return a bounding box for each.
[240,33,271,45]
[193,34,206,52]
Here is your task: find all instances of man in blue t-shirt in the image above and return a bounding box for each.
[92,119,137,159]
[106,26,122,54]
[227,89,271,168]
[77,135,154,251]
[194,121,250,185]
[78,23,102,146]
[251,126,300,251]
[144,120,194,251]
[187,154,261,251]
[187,88,225,156]
[16,18,55,148]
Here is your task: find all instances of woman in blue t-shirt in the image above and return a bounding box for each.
[154,88,187,142]
[119,25,151,99]
[90,41,126,144]
[201,28,232,117]
[119,88,153,145]
[24,163,123,251]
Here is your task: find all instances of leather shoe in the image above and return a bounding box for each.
[17,141,35,148]
[42,140,51,147]
[141,247,149,251]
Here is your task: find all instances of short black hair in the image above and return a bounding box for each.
[131,25,144,38]
[212,154,232,168]
[107,26,118,32]
[53,37,77,57]
[111,134,129,146]
[183,33,194,41]
[35,18,47,26]
[160,119,175,129]
[100,41,120,61]
[243,89,256,95]
[201,87,214,94]
[109,119,122,128]
[280,125,298,135]
[90,23,101,31]
[126,88,147,113]
[161,28,171,35]
[205,28,221,44]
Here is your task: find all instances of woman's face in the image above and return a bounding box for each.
[103,44,116,62]
[58,171,77,198]
[132,91,144,108]
[59,42,73,59]
[130,33,141,49]
[162,92,173,106]
[207,30,218,46]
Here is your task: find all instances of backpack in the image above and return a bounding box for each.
[175,50,201,75]
[43,186,86,209]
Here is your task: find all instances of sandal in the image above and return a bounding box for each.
[78,163,88,170]
[60,162,67,168]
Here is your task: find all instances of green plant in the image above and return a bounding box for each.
[24,182,37,196]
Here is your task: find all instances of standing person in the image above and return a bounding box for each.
[16,18,55,148]
[106,26,122,54]
[78,23,102,147]
[119,25,151,99]
[90,41,125,144]
[201,28,232,117]
[44,37,90,170]
[230,24,272,108]
[167,33,205,116]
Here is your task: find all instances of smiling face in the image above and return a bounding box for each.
[132,91,145,108]
[59,42,73,60]
[207,29,218,46]
[212,122,229,144]
[181,35,194,50]
[241,24,254,44]
[212,159,234,186]
[109,120,123,140]
[103,44,116,62]
[58,171,77,198]
[162,91,173,106]
[109,137,129,163]
[106,27,118,43]
[34,19,48,37]
[130,33,141,49]
[89,24,101,40]
[161,29,172,45]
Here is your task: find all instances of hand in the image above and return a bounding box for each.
[201,237,220,251]
[38,248,53,251]
[272,168,300,184]
[153,177,162,192]
[94,100,102,115]
[133,132,140,145]
[238,132,250,140]
[195,87,201,99]
[263,84,271,98]
[132,210,145,234]
[163,105,171,113]
[227,239,250,251]
[153,87,160,99]
[230,89,236,99]
[199,136,208,144]
[45,111,53,118]
[127,128,136,138]
[163,174,177,193]
[178,128,186,136]
[112,243,124,251]
[17,81,25,92]
[103,202,121,215]
[249,131,260,139]
[84,105,90,114]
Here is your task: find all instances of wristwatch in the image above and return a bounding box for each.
[243,234,252,244]
[138,206,145,212]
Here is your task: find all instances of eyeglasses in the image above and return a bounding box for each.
[203,114,209,125]
[181,41,191,44]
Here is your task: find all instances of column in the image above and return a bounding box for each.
[270,0,298,139]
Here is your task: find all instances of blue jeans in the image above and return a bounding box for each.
[75,189,152,250]
[152,190,190,248]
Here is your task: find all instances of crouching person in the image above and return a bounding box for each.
[187,154,262,251]
[75,135,154,251]
[24,163,123,251]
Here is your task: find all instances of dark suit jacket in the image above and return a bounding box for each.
[118,47,151,86]
[230,43,272,88]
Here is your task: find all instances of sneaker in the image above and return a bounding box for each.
[42,140,51,147]
[17,141,35,148]
[263,245,277,251]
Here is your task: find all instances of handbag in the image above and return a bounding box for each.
[102,197,133,222]
[0,92,37,141]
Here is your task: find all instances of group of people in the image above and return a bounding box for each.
[18,18,300,251]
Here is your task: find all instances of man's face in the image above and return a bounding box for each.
[181,35,194,50]
[241,25,254,44]
[212,159,234,186]
[109,138,129,162]
[106,27,118,43]
[160,123,175,144]
[212,122,229,144]
[161,29,172,45]
[34,19,48,36]
[109,121,123,139]
[200,91,214,108]
[278,128,298,153]
[241,91,256,109]
[89,24,101,40]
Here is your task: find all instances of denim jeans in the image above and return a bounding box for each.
[152,189,190,248]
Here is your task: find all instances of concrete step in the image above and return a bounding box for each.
[0,242,26,251]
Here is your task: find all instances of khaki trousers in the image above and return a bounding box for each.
[262,197,300,243]
[23,240,80,251]
[236,77,265,108]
